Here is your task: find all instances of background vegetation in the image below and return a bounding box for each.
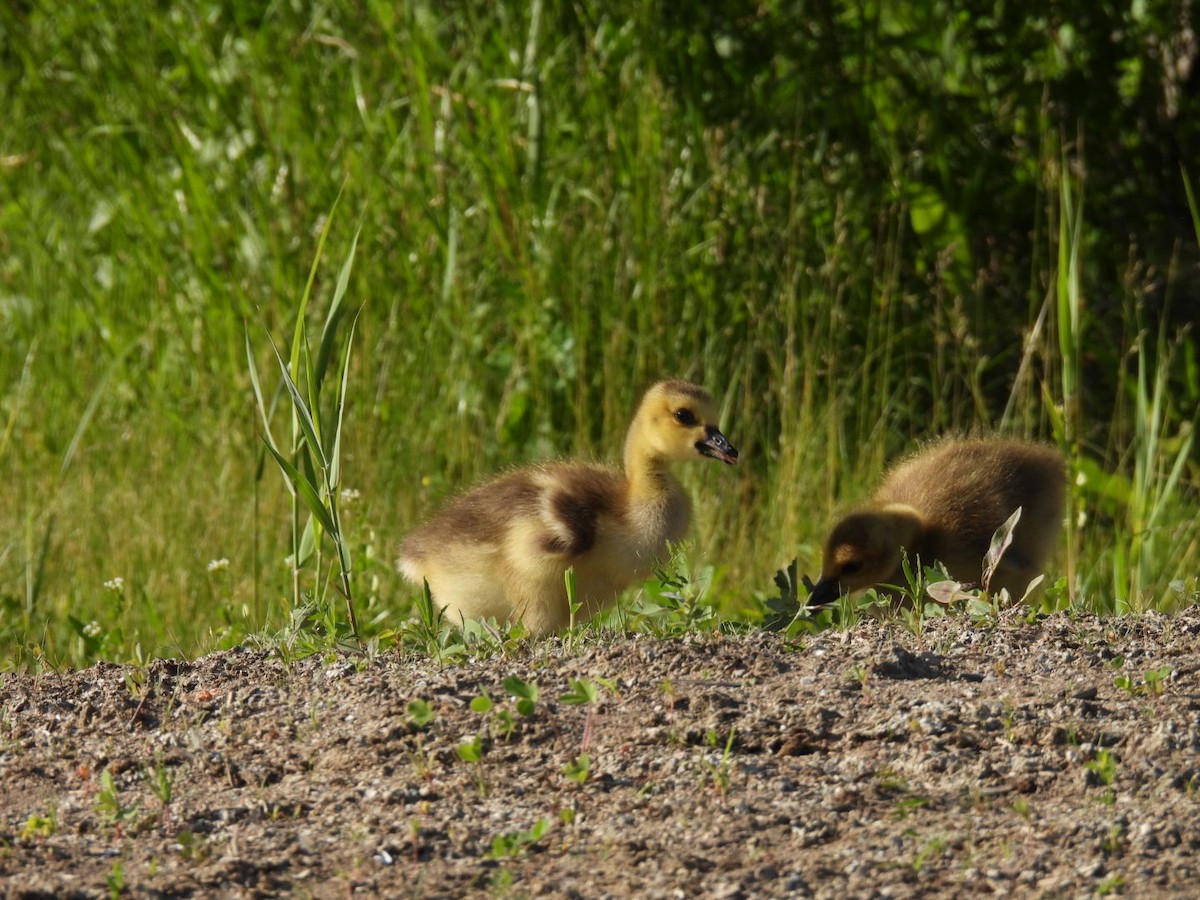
[2,0,1197,669]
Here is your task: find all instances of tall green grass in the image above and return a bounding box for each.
[1,1,1196,669]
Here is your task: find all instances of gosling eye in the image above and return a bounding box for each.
[673,408,697,426]
[841,562,863,576]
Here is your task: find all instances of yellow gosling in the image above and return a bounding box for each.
[398,380,738,633]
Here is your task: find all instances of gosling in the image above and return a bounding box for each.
[809,437,1066,606]
[397,380,738,634]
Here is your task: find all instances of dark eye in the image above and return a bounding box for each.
[841,562,863,576]
[673,408,697,426]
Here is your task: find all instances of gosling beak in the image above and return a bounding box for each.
[806,577,841,608]
[697,426,738,465]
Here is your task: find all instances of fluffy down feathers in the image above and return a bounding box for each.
[398,380,737,633]
[810,438,1066,605]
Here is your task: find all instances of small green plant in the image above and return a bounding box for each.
[697,727,738,798]
[564,567,582,641]
[457,734,488,795]
[106,859,125,899]
[468,687,512,740]
[20,802,57,840]
[1101,819,1127,857]
[630,544,718,635]
[408,819,421,865]
[762,558,811,632]
[1097,874,1126,895]
[846,664,870,692]
[95,769,140,831]
[398,580,461,663]
[246,201,363,647]
[457,736,486,763]
[1143,664,1173,697]
[143,754,175,830]
[560,677,600,706]
[1114,664,1174,697]
[1085,749,1118,804]
[981,507,1021,594]
[406,699,436,730]
[502,676,539,717]
[484,819,548,860]
[892,795,931,820]
[563,754,592,786]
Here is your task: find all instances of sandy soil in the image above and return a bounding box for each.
[3,607,1200,898]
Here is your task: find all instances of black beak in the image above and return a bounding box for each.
[806,577,841,608]
[697,426,738,465]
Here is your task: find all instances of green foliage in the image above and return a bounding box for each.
[563,753,592,786]
[19,803,57,841]
[560,677,599,706]
[406,699,436,730]
[246,203,363,647]
[143,754,175,827]
[95,769,139,830]
[625,545,720,636]
[1085,748,1119,804]
[456,735,485,765]
[1113,664,1174,697]
[106,859,125,899]
[502,676,539,717]
[0,0,1197,666]
[484,819,548,860]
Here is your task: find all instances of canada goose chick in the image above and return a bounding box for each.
[397,380,738,634]
[809,438,1066,606]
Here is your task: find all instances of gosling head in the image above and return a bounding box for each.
[808,505,922,607]
[634,380,738,466]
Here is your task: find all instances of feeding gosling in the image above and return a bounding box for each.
[397,380,738,633]
[808,437,1066,606]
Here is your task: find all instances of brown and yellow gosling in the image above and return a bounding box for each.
[397,380,738,634]
[809,437,1066,606]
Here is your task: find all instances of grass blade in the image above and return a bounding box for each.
[264,329,330,473]
[290,181,346,378]
[260,438,338,537]
[329,309,360,491]
[315,222,362,391]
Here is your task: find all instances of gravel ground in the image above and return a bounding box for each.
[3,607,1200,898]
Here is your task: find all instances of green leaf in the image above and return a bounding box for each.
[457,735,483,763]
[330,310,360,490]
[560,677,598,705]
[315,222,362,391]
[406,699,436,728]
[264,329,330,473]
[297,513,316,569]
[260,439,337,537]
[982,506,1021,592]
[502,676,538,703]
[290,181,345,379]
[244,325,276,448]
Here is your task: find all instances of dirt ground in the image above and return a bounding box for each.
[2,606,1200,899]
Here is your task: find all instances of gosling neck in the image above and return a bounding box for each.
[623,432,680,504]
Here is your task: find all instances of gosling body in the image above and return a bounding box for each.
[810,438,1066,605]
[398,380,738,633]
